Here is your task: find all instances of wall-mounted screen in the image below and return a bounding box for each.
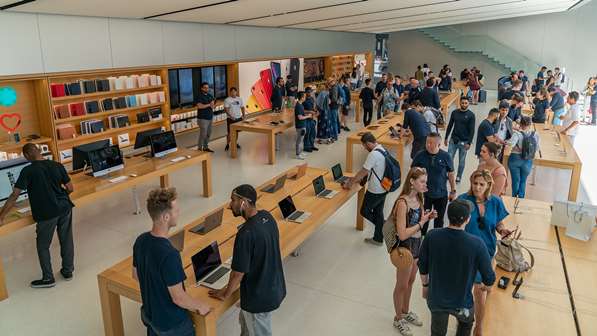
[304,58,325,83]
[214,65,227,99]
[201,67,215,97]
[178,68,194,107]
[168,69,179,110]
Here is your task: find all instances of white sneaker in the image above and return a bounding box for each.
[402,311,423,327]
[393,318,413,336]
[296,153,307,160]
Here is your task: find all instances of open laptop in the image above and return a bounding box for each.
[168,230,185,252]
[192,241,231,290]
[278,195,311,223]
[288,163,307,180]
[261,175,287,193]
[312,175,338,199]
[331,164,349,184]
[189,208,224,235]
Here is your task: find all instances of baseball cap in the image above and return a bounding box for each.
[448,199,472,224]
[233,184,257,205]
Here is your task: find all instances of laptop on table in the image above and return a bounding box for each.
[288,163,307,180]
[189,208,224,235]
[192,241,231,290]
[168,230,185,252]
[278,195,311,223]
[331,164,349,184]
[312,175,338,199]
[261,175,287,193]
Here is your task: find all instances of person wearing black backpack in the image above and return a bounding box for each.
[507,116,539,198]
[343,132,397,246]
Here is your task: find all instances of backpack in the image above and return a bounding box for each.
[495,230,535,272]
[370,148,402,192]
[520,131,538,160]
[425,107,445,128]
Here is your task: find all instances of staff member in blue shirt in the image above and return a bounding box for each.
[196,82,215,152]
[412,133,457,233]
[270,77,285,112]
[403,100,431,159]
[457,170,511,336]
[548,86,566,126]
[133,188,210,336]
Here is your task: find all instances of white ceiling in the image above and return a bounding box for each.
[3,0,584,33]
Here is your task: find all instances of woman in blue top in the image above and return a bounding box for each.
[458,169,511,336]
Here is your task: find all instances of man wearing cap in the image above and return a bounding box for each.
[210,184,286,336]
[418,200,496,336]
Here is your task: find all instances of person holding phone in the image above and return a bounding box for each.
[457,170,511,336]
[384,167,437,336]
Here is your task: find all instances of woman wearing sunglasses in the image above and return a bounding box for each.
[457,170,512,336]
[383,167,437,336]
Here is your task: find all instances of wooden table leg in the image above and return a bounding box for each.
[396,143,406,179]
[160,175,169,188]
[202,156,213,197]
[98,276,125,336]
[346,141,354,173]
[194,311,217,336]
[268,132,276,165]
[356,188,365,231]
[0,258,8,301]
[230,128,238,159]
[568,162,582,202]
[355,101,361,123]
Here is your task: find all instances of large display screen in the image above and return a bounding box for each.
[178,68,194,107]
[304,58,325,83]
[0,158,29,205]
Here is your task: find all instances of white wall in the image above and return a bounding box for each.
[444,1,597,91]
[386,31,509,90]
[0,12,374,77]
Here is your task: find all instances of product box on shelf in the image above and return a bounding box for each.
[57,124,76,140]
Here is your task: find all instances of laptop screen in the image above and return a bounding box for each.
[274,175,287,190]
[331,164,343,180]
[191,241,222,282]
[278,196,297,219]
[312,176,325,195]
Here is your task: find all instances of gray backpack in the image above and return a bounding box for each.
[495,230,535,272]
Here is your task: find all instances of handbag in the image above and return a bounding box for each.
[382,199,414,269]
[495,230,535,272]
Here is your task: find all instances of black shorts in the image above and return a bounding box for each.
[341,104,350,116]
[227,117,242,134]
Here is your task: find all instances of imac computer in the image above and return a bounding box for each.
[0,157,30,206]
[133,127,163,155]
[150,131,178,158]
[72,139,111,172]
[87,145,125,177]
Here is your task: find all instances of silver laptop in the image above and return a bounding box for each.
[331,163,349,184]
[261,175,287,193]
[278,195,311,223]
[189,208,224,235]
[168,230,185,252]
[192,241,231,290]
[312,175,338,199]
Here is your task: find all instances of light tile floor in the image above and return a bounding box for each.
[0,91,591,335]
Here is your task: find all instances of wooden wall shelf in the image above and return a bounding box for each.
[54,102,165,124]
[0,136,53,153]
[56,119,163,147]
[50,85,166,103]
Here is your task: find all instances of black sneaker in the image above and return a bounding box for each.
[30,278,56,288]
[225,144,230,151]
[236,144,241,149]
[312,147,319,151]
[304,148,313,153]
[205,148,215,153]
[344,126,351,131]
[60,269,73,281]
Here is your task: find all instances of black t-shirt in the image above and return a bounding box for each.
[403,108,430,140]
[232,210,286,313]
[374,80,386,96]
[359,87,375,108]
[412,150,454,198]
[294,102,306,129]
[15,160,73,222]
[197,92,215,120]
[302,96,315,112]
[133,232,189,331]
[475,119,495,156]
[271,85,285,109]
[285,82,297,97]
[532,98,548,123]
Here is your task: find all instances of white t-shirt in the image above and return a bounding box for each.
[423,108,438,133]
[563,103,581,136]
[224,96,244,120]
[363,144,387,194]
[497,118,508,141]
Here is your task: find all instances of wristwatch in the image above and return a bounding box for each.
[450,190,457,194]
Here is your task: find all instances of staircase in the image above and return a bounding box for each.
[419,26,541,74]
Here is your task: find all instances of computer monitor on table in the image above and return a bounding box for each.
[0,157,30,206]
[87,145,124,177]
[150,131,178,158]
[72,139,111,172]
[134,127,163,150]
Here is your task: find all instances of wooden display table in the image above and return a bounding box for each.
[503,124,582,201]
[345,113,405,173]
[351,90,362,123]
[440,91,460,118]
[0,148,212,301]
[485,197,577,335]
[97,166,363,336]
[229,109,294,165]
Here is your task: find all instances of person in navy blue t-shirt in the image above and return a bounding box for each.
[475,109,500,158]
[133,188,210,336]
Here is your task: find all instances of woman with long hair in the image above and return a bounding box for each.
[477,142,507,197]
[458,170,511,336]
[383,167,437,336]
[467,70,481,105]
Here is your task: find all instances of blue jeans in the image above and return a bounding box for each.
[448,141,468,179]
[329,107,339,140]
[303,119,316,150]
[508,153,532,198]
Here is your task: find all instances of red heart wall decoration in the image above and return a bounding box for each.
[0,113,22,132]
